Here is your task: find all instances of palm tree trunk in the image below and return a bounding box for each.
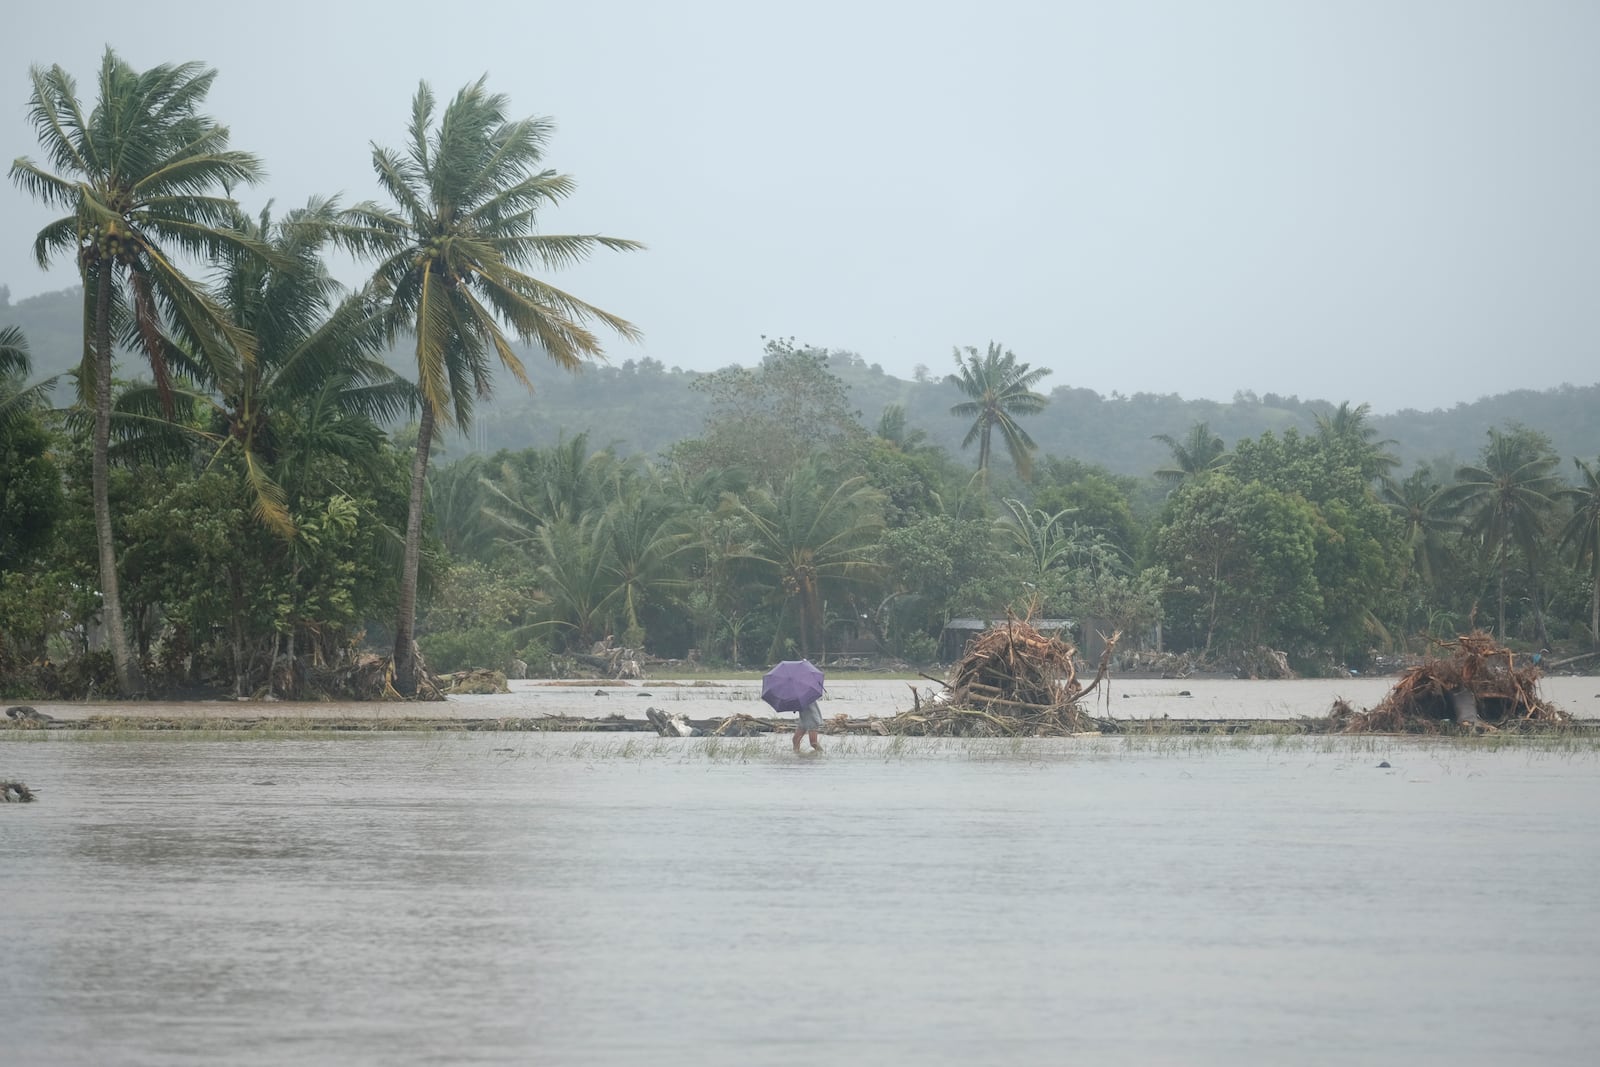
[90,270,142,696]
[1496,556,1507,642]
[393,402,435,696]
[1529,565,1552,650]
[1202,557,1221,657]
[1591,574,1599,652]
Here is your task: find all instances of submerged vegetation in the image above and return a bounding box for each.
[3,50,1600,703]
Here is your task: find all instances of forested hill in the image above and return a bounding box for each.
[7,284,1600,476]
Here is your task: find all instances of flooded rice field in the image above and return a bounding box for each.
[22,673,1600,723]
[3,720,1599,1065]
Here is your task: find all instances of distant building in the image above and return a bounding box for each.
[939,617,1075,662]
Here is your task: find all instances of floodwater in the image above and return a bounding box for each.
[3,729,1599,1065]
[23,673,1600,723]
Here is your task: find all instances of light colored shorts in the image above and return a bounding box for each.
[797,701,824,731]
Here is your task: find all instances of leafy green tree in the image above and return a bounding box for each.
[349,78,642,694]
[1061,565,1170,646]
[1559,457,1600,650]
[1228,428,1401,659]
[679,339,866,485]
[1152,421,1228,485]
[1031,456,1140,559]
[1442,426,1565,644]
[877,514,1000,656]
[11,49,263,694]
[1153,474,1322,657]
[946,341,1051,480]
[418,559,538,672]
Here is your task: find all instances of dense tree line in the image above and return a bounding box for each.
[3,50,1599,700]
[12,282,1600,482]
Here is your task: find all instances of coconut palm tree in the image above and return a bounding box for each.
[532,511,619,646]
[117,199,410,536]
[0,327,57,433]
[1441,427,1565,644]
[1152,421,1228,485]
[10,49,263,695]
[346,78,643,694]
[599,480,690,643]
[1559,457,1600,651]
[0,326,27,379]
[1314,400,1399,483]
[1379,468,1458,590]
[732,463,886,659]
[946,342,1051,480]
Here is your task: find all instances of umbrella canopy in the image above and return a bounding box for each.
[761,659,826,713]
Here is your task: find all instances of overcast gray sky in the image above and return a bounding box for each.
[4,0,1598,411]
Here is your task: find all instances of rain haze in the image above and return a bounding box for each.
[3,0,1598,412]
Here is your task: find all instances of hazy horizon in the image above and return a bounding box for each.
[4,1,1597,414]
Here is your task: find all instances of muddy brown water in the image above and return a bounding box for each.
[3,680,1600,1065]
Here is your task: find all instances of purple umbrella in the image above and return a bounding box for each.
[761,659,826,713]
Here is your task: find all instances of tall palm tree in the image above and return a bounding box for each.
[119,199,409,536]
[0,326,27,378]
[732,463,885,659]
[876,403,927,451]
[1152,421,1228,485]
[427,454,499,561]
[1314,400,1399,482]
[1379,468,1458,590]
[347,78,643,694]
[0,327,58,433]
[10,49,263,695]
[946,342,1051,480]
[600,480,689,642]
[532,511,618,646]
[1441,427,1565,643]
[1559,457,1600,651]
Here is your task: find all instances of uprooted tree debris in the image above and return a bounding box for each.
[885,619,1122,736]
[2,780,36,802]
[1329,631,1572,733]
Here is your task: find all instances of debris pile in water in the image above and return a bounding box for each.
[884,618,1120,736]
[1329,631,1570,733]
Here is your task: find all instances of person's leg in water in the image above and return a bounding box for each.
[793,724,804,752]
[807,728,821,752]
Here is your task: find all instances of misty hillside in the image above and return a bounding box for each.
[6,284,1600,477]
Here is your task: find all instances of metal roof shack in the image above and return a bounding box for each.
[939,618,1075,661]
